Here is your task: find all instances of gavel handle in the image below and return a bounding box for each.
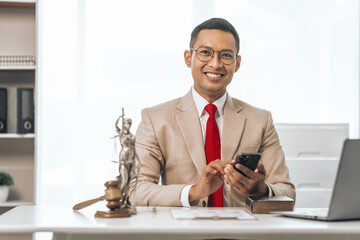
[73,196,105,210]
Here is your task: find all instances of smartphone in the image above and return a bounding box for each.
[233,153,261,176]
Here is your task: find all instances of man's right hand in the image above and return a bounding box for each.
[188,160,233,202]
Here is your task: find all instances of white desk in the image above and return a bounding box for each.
[0,205,360,240]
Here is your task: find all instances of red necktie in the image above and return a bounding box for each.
[204,104,223,207]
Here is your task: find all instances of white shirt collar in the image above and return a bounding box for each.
[192,87,227,117]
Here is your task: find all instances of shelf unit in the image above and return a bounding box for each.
[275,123,349,208]
[0,66,35,70]
[0,0,36,212]
[0,133,35,138]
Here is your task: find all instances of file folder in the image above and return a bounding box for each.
[0,88,7,133]
[17,88,34,134]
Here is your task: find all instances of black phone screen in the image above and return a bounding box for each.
[233,153,261,176]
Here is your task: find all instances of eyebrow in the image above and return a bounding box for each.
[198,45,236,52]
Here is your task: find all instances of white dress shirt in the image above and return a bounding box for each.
[180,87,272,207]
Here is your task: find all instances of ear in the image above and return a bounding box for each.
[234,55,241,72]
[184,50,192,68]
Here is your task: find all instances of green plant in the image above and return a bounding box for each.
[0,172,14,186]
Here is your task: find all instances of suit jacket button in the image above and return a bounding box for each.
[202,201,206,207]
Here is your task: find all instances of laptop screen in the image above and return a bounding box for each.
[328,139,360,220]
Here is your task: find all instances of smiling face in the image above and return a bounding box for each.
[184,29,241,103]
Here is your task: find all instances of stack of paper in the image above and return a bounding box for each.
[171,209,256,220]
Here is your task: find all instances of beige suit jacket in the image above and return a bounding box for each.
[129,90,295,207]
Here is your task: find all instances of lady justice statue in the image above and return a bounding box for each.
[114,108,140,213]
[72,108,139,217]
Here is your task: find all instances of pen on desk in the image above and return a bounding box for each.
[195,216,238,220]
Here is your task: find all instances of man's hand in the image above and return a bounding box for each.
[189,160,231,202]
[224,162,269,196]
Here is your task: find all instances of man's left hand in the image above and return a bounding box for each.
[224,162,269,196]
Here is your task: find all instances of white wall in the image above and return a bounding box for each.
[37,0,359,205]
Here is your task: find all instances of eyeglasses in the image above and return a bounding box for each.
[190,46,237,65]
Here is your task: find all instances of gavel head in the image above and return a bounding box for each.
[104,180,122,210]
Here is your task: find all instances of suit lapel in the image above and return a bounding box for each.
[175,90,207,175]
[221,95,246,161]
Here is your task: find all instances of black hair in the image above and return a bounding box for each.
[190,18,240,54]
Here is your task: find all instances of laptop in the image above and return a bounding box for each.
[274,139,360,221]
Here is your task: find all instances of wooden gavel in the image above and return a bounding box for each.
[73,180,122,211]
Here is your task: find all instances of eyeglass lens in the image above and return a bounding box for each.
[196,47,236,65]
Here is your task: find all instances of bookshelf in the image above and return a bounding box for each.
[0,133,35,138]
[276,123,349,208]
[0,66,36,70]
[0,0,36,214]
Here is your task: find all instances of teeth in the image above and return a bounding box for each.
[206,73,222,78]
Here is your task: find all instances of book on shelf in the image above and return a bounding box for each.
[245,196,294,214]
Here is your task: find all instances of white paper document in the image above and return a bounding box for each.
[171,208,256,220]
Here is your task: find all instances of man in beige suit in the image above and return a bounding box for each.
[129,18,295,207]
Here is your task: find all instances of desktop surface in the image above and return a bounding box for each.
[0,205,360,240]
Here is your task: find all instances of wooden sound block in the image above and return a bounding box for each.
[95,209,131,218]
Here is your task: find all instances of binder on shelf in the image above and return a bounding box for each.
[17,88,34,134]
[0,88,7,133]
